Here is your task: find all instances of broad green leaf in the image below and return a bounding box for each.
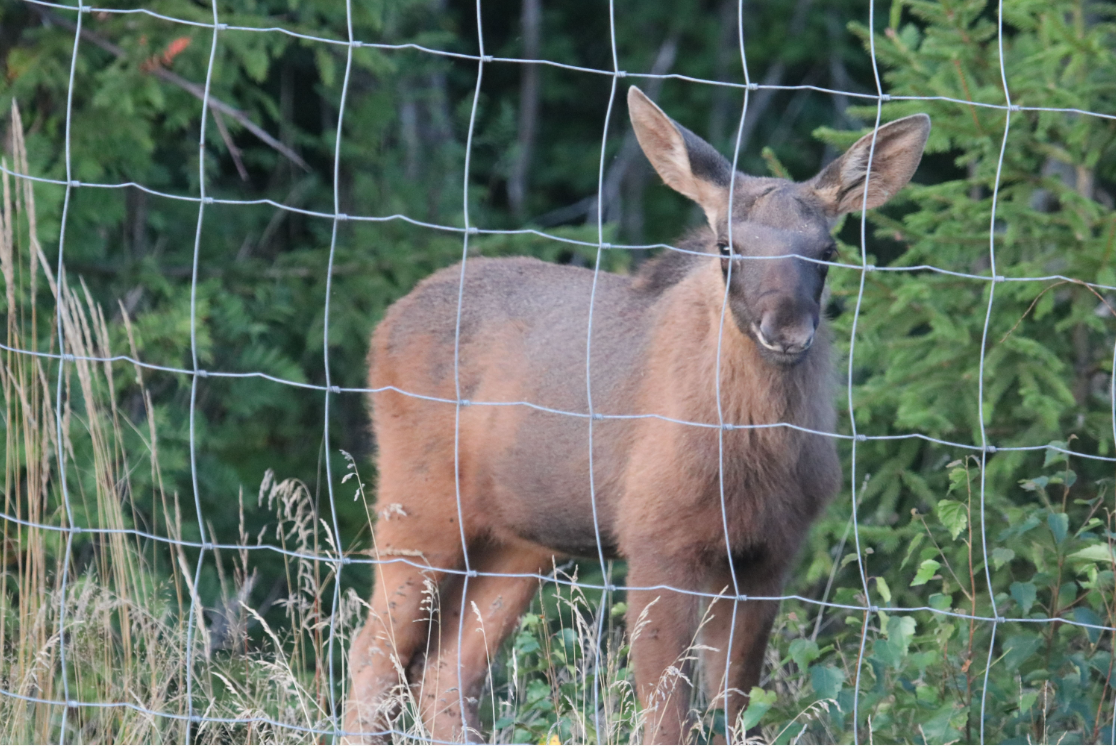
[1047,512,1069,544]
[1074,607,1103,644]
[920,704,964,743]
[1044,441,1069,467]
[947,468,969,494]
[872,637,905,669]
[936,499,968,540]
[1068,544,1116,564]
[875,576,892,603]
[740,687,776,731]
[991,547,1015,569]
[887,615,917,651]
[1002,634,1043,672]
[1010,581,1037,615]
[788,639,820,671]
[810,665,845,699]
[901,532,925,570]
[911,559,941,586]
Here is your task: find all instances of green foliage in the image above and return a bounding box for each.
[777,0,1116,739]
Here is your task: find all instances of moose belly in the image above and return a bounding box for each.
[461,404,625,560]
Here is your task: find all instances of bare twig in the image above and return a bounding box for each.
[212,109,250,181]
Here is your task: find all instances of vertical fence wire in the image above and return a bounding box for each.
[183,3,222,740]
[710,0,752,736]
[973,0,1017,741]
[848,1,888,740]
[51,0,83,740]
[451,0,487,737]
[583,0,623,737]
[1111,332,1116,745]
[4,0,1116,742]
[322,1,356,738]
[975,1,1014,739]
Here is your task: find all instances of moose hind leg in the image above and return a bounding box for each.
[344,511,464,743]
[418,544,553,743]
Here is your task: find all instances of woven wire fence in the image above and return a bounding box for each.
[2,0,1116,742]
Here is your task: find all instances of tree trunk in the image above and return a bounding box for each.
[507,0,542,219]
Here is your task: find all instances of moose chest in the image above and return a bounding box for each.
[613,410,835,563]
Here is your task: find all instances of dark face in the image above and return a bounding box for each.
[717,181,838,366]
[626,85,929,367]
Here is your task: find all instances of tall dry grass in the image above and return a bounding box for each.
[0,102,370,744]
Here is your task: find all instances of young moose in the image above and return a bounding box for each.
[344,87,929,743]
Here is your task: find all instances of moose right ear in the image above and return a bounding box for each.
[628,86,734,230]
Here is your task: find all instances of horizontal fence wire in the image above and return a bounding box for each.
[3,0,1115,743]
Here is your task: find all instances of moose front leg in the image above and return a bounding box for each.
[626,555,703,745]
[699,561,783,743]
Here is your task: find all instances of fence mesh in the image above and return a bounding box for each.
[2,0,1116,742]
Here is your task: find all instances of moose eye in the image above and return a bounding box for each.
[717,242,731,257]
[820,245,838,263]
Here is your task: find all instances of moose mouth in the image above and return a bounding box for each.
[749,322,813,366]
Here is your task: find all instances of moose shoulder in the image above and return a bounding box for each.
[344,86,930,744]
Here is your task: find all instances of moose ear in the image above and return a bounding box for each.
[810,114,930,216]
[628,86,734,229]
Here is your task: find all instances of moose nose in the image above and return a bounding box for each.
[756,313,817,355]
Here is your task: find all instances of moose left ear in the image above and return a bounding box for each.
[810,114,930,216]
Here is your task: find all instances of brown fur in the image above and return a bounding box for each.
[343,87,929,743]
